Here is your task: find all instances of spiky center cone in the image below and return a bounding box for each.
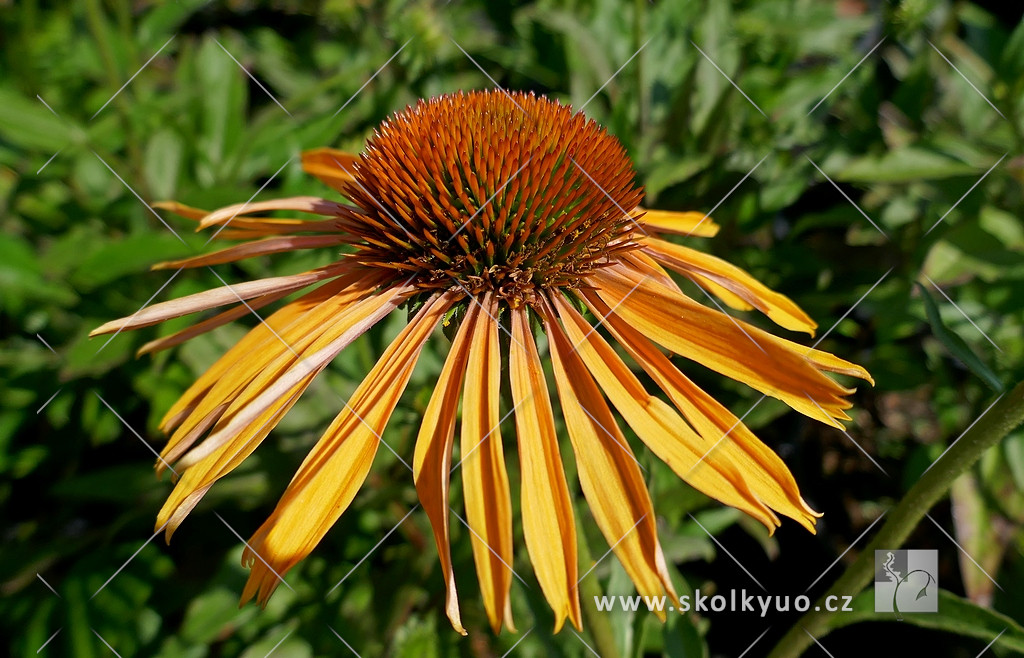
[338,90,644,305]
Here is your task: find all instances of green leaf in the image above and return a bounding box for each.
[916,282,1002,391]
[837,148,981,183]
[831,589,1024,653]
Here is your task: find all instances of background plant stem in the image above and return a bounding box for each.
[769,380,1024,658]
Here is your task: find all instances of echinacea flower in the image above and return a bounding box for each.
[92,90,871,635]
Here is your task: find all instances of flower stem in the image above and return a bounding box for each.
[577,526,623,658]
[768,380,1024,658]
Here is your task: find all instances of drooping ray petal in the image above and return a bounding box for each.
[542,300,678,611]
[301,148,360,193]
[154,202,348,237]
[239,291,457,605]
[550,294,780,530]
[587,259,865,428]
[413,300,479,636]
[156,282,413,534]
[642,237,817,334]
[196,197,348,230]
[152,235,347,270]
[509,306,581,632]
[583,290,819,531]
[90,262,351,336]
[137,289,293,356]
[639,208,720,237]
[156,265,378,445]
[461,293,515,634]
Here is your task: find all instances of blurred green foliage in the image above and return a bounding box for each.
[2,0,1024,656]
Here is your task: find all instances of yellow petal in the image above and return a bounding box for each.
[542,301,678,614]
[642,238,817,334]
[301,148,360,193]
[584,290,819,531]
[549,294,780,531]
[157,280,412,535]
[461,293,515,634]
[509,307,581,632]
[239,290,456,606]
[413,302,480,636]
[639,208,720,238]
[587,259,865,428]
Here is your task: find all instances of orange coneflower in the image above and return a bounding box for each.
[92,90,871,635]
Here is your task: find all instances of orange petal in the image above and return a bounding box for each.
[642,238,816,334]
[196,196,346,230]
[301,148,360,193]
[541,300,678,615]
[90,261,351,336]
[152,235,347,270]
[509,307,581,632]
[583,290,819,531]
[413,301,479,636]
[587,259,866,428]
[550,294,781,530]
[460,293,515,634]
[156,280,413,534]
[239,290,456,606]
[639,208,720,238]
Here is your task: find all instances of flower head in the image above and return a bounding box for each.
[93,90,871,635]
